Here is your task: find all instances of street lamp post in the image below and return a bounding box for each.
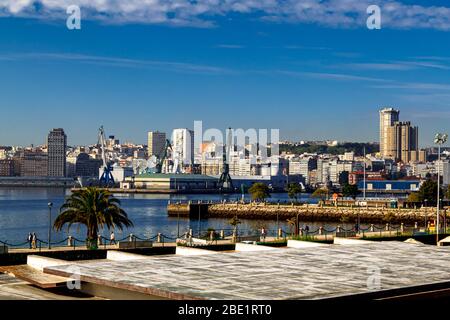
[177,211,180,238]
[434,133,448,245]
[197,201,201,238]
[47,202,53,250]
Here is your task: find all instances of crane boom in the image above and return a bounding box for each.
[98,125,115,186]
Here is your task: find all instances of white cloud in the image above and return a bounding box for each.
[0,52,236,75]
[1,0,450,30]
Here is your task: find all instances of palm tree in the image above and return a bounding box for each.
[228,215,241,242]
[54,187,133,249]
[286,217,296,237]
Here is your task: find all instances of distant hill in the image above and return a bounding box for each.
[280,142,380,156]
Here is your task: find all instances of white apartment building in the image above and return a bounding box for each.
[171,128,194,166]
[443,160,450,186]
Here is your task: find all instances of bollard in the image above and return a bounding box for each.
[129,234,134,242]
[414,222,418,229]
[370,224,374,232]
[278,228,282,239]
[319,226,323,235]
[386,223,389,231]
[157,233,162,243]
[97,235,102,246]
[220,230,224,239]
[400,223,404,233]
[68,236,73,247]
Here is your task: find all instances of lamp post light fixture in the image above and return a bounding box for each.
[47,202,53,250]
[434,133,448,245]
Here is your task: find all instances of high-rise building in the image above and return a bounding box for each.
[47,128,67,177]
[379,108,421,163]
[385,121,419,163]
[379,107,400,158]
[147,131,166,158]
[172,129,194,166]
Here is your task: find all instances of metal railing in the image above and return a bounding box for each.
[1,223,446,250]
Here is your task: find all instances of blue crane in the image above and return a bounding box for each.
[98,126,115,187]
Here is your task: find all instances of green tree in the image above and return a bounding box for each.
[286,183,303,203]
[248,183,271,202]
[418,179,444,205]
[407,192,421,203]
[312,188,328,201]
[54,187,133,249]
[228,215,241,240]
[342,184,360,200]
[286,217,297,237]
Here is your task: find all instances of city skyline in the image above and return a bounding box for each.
[1,1,450,146]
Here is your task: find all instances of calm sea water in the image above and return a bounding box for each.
[0,187,345,246]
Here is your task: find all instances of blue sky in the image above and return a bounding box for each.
[1,0,450,147]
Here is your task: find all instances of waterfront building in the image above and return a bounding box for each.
[0,159,15,176]
[289,157,316,185]
[147,131,166,158]
[110,165,134,183]
[47,128,67,177]
[358,179,420,193]
[316,158,330,185]
[66,154,77,178]
[19,151,48,177]
[200,158,223,175]
[329,160,354,185]
[379,107,400,158]
[75,153,102,177]
[122,173,218,190]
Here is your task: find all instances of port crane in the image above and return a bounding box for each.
[133,139,173,175]
[98,126,115,187]
[156,139,173,174]
[218,127,234,191]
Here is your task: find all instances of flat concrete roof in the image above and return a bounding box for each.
[44,241,450,300]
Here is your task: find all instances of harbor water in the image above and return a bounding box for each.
[0,187,357,246]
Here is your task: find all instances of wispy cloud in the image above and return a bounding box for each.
[277,69,450,95]
[284,45,330,51]
[343,62,414,71]
[0,52,235,75]
[216,44,245,49]
[2,0,450,30]
[277,70,392,83]
[372,82,450,91]
[337,59,450,71]
[409,111,450,119]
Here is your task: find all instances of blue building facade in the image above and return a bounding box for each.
[357,180,420,192]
